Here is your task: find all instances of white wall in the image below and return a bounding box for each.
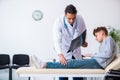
[0,0,120,80]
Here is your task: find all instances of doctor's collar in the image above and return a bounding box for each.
[64,16,77,28]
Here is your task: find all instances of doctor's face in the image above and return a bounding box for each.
[65,13,76,25]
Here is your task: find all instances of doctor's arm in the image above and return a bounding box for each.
[53,21,67,65]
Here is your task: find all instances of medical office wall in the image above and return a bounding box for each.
[0,0,120,80]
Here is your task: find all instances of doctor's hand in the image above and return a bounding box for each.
[58,54,67,65]
[82,42,88,47]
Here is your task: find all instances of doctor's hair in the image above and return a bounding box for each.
[93,26,108,36]
[65,4,77,14]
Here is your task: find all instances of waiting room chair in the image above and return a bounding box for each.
[0,54,11,80]
[11,54,30,80]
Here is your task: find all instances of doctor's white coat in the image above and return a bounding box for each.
[53,15,86,60]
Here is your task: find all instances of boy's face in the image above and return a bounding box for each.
[94,31,104,43]
[65,13,76,25]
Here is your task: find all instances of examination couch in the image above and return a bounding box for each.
[16,54,120,79]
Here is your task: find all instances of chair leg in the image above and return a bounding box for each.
[28,77,30,80]
[9,67,12,80]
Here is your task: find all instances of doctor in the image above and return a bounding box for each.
[53,4,87,80]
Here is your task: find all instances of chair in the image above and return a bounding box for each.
[104,69,120,80]
[0,54,11,80]
[12,54,30,80]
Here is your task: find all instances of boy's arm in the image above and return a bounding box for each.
[82,54,92,59]
[82,54,91,57]
[92,37,115,59]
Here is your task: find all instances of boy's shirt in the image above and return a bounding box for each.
[92,36,117,68]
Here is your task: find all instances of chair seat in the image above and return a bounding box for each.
[11,65,29,69]
[0,65,10,69]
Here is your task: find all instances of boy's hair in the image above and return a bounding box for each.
[65,4,77,14]
[93,26,108,36]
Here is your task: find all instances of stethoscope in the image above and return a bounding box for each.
[63,17,78,38]
[63,16,83,46]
